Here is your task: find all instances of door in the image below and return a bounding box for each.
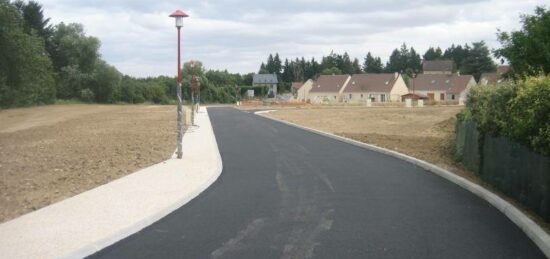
[427,93,435,100]
[440,93,445,101]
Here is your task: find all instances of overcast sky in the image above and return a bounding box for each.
[39,0,545,77]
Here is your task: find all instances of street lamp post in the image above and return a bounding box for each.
[170,9,189,159]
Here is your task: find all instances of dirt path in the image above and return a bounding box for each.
[0,104,176,223]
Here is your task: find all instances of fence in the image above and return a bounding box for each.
[456,119,550,221]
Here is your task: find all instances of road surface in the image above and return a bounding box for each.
[90,107,544,258]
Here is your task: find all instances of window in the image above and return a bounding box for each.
[334,96,337,99]
[381,94,386,102]
[349,94,352,99]
[360,94,363,98]
[451,94,455,100]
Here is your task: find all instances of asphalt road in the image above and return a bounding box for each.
[90,107,544,259]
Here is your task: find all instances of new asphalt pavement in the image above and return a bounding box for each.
[90,107,544,259]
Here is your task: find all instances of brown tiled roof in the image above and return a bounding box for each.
[291,82,303,90]
[423,60,454,72]
[310,75,350,93]
[497,65,511,75]
[481,65,511,84]
[343,73,398,93]
[480,73,500,84]
[412,74,473,94]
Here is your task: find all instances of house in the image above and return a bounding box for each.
[342,73,409,103]
[253,74,278,97]
[309,75,351,104]
[480,65,511,85]
[422,60,454,75]
[292,80,314,101]
[411,74,476,105]
[291,82,302,95]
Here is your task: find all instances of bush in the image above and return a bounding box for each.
[80,88,95,103]
[463,75,550,155]
[507,76,550,154]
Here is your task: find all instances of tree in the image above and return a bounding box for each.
[50,23,100,74]
[423,47,443,61]
[460,41,496,81]
[259,63,268,74]
[0,0,56,107]
[13,1,52,41]
[363,52,384,73]
[385,49,403,73]
[90,61,121,103]
[321,67,342,75]
[407,47,422,75]
[273,53,282,76]
[352,58,362,74]
[339,52,355,74]
[443,44,469,72]
[495,6,550,77]
[281,59,293,83]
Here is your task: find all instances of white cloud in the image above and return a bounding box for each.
[39,0,546,77]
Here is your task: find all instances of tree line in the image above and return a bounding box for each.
[259,40,501,92]
[0,0,250,108]
[1,1,548,108]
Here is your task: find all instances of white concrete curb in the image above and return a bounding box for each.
[255,110,550,258]
[0,107,223,259]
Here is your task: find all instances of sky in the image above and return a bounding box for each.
[39,0,546,78]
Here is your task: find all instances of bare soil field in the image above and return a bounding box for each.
[267,106,463,170]
[0,104,176,223]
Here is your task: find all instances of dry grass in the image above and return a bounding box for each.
[0,104,176,223]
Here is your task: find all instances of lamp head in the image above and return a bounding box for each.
[169,10,189,28]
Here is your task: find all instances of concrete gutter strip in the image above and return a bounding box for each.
[0,107,223,259]
[255,110,550,258]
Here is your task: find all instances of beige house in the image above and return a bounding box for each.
[411,74,476,105]
[342,73,408,103]
[292,80,313,101]
[309,75,351,104]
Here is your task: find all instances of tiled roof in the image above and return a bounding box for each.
[310,75,350,93]
[423,60,454,72]
[253,74,278,84]
[412,74,473,94]
[497,65,511,75]
[343,73,398,93]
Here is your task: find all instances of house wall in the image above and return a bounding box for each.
[309,92,340,104]
[297,80,313,101]
[414,90,447,101]
[343,92,392,103]
[459,77,477,105]
[389,75,409,102]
